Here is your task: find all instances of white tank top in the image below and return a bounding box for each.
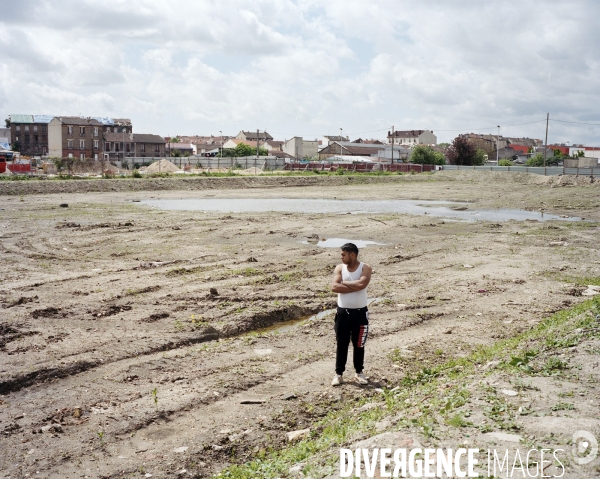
[338,262,368,309]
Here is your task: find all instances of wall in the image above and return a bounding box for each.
[564,157,599,168]
[302,140,319,159]
[418,131,437,145]
[48,119,63,157]
[283,137,302,158]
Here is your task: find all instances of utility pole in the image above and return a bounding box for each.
[496,125,500,165]
[256,129,260,160]
[340,128,343,159]
[544,113,549,167]
[219,130,222,159]
[391,125,394,165]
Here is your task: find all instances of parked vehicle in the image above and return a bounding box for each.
[0,151,14,173]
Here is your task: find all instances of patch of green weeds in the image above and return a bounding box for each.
[447,414,472,428]
[542,356,569,375]
[233,267,259,277]
[174,320,185,331]
[508,351,537,372]
[551,402,575,411]
[543,272,600,287]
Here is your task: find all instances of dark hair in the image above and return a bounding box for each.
[341,243,359,255]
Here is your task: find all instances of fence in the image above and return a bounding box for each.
[125,157,437,173]
[283,162,436,173]
[125,156,288,170]
[442,165,600,177]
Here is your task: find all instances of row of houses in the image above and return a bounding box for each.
[162,130,437,161]
[6,115,166,159]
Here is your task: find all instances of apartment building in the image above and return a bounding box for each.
[9,114,54,156]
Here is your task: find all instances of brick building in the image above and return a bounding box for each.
[133,134,166,157]
[9,114,54,156]
[48,117,105,159]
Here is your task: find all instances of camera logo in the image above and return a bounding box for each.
[572,430,598,465]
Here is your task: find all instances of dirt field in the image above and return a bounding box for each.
[1,171,600,478]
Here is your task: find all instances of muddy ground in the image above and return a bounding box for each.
[1,171,599,478]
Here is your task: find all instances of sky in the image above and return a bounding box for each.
[1,0,599,145]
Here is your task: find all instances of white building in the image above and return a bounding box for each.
[283,137,319,159]
[388,130,437,146]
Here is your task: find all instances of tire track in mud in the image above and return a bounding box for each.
[0,302,456,477]
[0,302,327,394]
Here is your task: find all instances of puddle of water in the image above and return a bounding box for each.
[138,198,582,222]
[250,298,384,336]
[302,238,386,248]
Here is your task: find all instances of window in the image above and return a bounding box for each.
[16,136,19,142]
[68,153,73,158]
[94,153,98,160]
[140,143,146,152]
[115,142,120,152]
[42,126,47,133]
[155,144,160,153]
[42,147,47,155]
[94,127,98,137]
[79,126,85,136]
[33,125,38,132]
[80,139,85,149]
[94,140,99,149]
[105,142,110,150]
[68,139,73,148]
[80,153,85,160]
[67,126,73,135]
[126,143,131,152]
[25,125,29,132]
[16,125,20,131]
[114,127,117,133]
[34,135,38,142]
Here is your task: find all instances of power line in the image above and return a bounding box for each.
[550,119,600,126]
[433,119,547,132]
[263,117,598,140]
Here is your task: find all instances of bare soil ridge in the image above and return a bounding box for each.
[1,169,599,196]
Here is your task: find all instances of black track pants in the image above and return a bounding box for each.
[334,306,369,375]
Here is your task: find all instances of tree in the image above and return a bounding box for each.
[474,148,487,165]
[525,153,560,167]
[438,142,450,149]
[410,145,446,165]
[498,159,513,166]
[171,149,182,157]
[445,137,478,165]
[170,136,181,143]
[233,143,268,157]
[469,138,495,158]
[4,118,10,128]
[11,141,20,152]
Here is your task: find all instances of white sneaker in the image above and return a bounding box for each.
[355,372,368,384]
[331,374,343,386]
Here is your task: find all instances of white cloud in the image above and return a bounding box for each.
[0,0,599,144]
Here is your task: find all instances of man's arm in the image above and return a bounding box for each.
[331,264,355,294]
[339,263,372,292]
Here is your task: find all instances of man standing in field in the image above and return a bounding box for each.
[330,243,372,386]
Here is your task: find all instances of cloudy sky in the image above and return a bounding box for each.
[1,0,599,144]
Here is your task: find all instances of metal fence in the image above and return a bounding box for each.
[125,156,288,170]
[283,162,436,173]
[442,165,600,177]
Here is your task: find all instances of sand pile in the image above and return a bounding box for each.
[145,159,180,173]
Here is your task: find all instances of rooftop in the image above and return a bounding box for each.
[133,134,166,144]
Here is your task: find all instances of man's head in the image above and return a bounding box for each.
[340,243,359,265]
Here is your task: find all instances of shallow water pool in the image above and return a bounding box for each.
[139,198,582,222]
